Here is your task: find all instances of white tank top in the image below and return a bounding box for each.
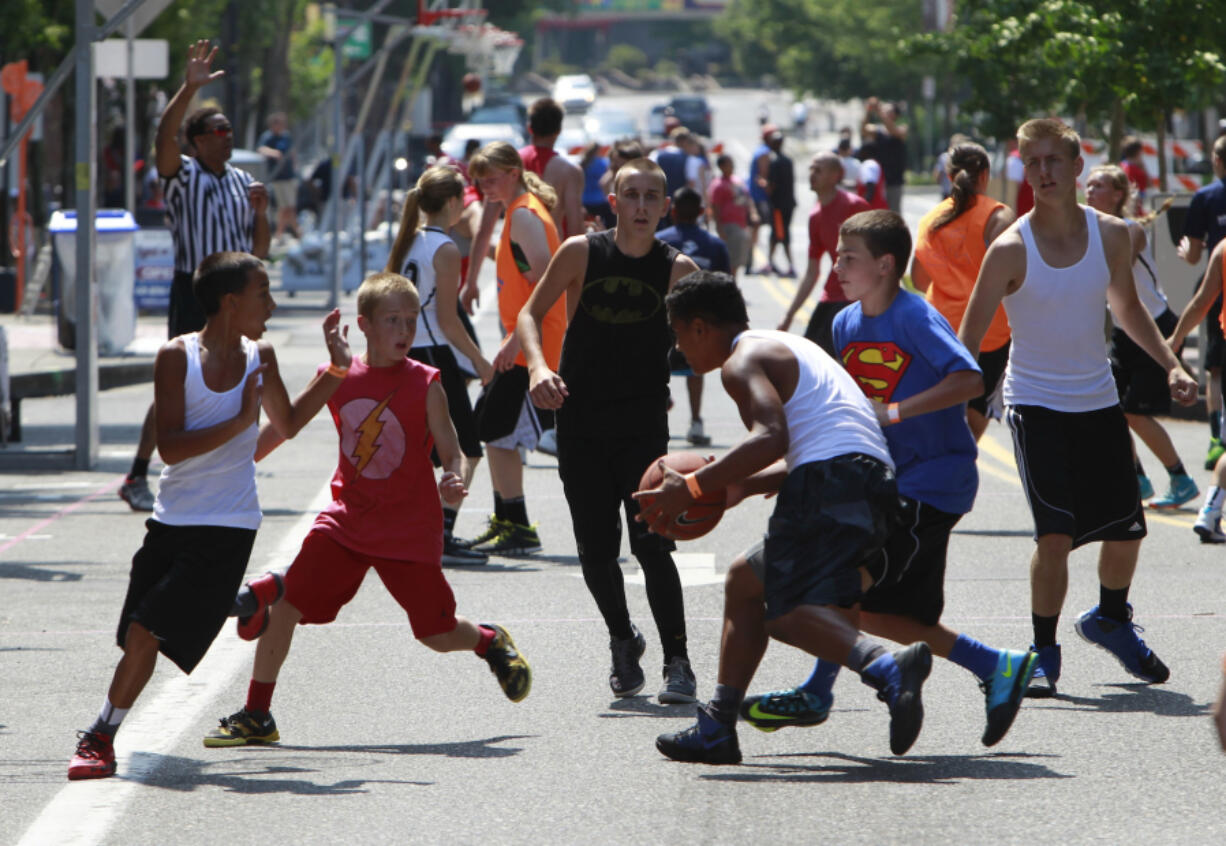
[731,329,893,472]
[1003,206,1120,412]
[1109,219,1167,324]
[154,333,262,530]
[401,226,453,348]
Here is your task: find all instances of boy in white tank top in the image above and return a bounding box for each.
[641,271,934,765]
[959,119,1197,698]
[67,252,352,780]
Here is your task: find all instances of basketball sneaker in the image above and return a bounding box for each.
[1149,474,1198,510]
[980,649,1039,746]
[739,687,831,733]
[459,516,509,550]
[442,534,489,566]
[482,624,531,702]
[1137,474,1154,502]
[1194,508,1226,544]
[655,706,742,765]
[67,730,116,780]
[118,476,155,512]
[203,708,280,747]
[236,572,285,641]
[658,657,697,704]
[475,522,542,556]
[1075,604,1170,684]
[610,624,647,697]
[1025,643,1061,698]
[862,642,932,756]
[685,419,711,447]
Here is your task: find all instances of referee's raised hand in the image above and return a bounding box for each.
[184,39,225,91]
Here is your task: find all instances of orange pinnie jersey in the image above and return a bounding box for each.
[497,190,565,369]
[1220,244,1226,335]
[914,195,1011,353]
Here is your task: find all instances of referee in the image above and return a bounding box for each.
[119,39,270,512]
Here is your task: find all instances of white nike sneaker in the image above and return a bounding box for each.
[1194,509,1226,544]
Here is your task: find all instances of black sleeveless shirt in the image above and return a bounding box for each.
[557,229,680,437]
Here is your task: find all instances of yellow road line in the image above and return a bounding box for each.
[756,272,811,325]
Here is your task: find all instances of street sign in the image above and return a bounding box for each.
[93,0,175,36]
[339,18,373,60]
[94,39,169,79]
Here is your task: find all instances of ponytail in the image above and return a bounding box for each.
[523,170,557,211]
[470,140,557,211]
[386,188,422,274]
[386,165,465,273]
[931,142,990,232]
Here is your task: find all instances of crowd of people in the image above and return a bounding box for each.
[66,42,1226,781]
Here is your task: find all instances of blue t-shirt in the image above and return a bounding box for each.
[257,130,294,181]
[583,157,609,206]
[657,223,731,273]
[748,142,770,203]
[833,289,980,514]
[1183,177,1226,252]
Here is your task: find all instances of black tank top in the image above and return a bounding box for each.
[558,229,679,437]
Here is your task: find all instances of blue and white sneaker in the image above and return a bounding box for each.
[1149,474,1198,509]
[1194,508,1226,544]
[656,706,741,765]
[1137,474,1154,502]
[863,642,932,756]
[1025,644,1061,698]
[739,688,831,733]
[981,649,1039,746]
[1074,604,1170,684]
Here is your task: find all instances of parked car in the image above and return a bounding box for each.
[666,95,713,138]
[553,74,597,114]
[646,104,669,138]
[584,108,641,145]
[467,99,527,129]
[440,122,525,161]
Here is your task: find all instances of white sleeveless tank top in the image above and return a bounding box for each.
[402,226,453,348]
[1109,219,1167,323]
[154,333,262,529]
[1003,206,1120,412]
[731,329,893,472]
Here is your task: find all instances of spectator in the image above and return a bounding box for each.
[257,112,300,242]
[861,98,908,212]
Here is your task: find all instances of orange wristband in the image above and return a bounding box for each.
[887,402,902,425]
[327,363,349,379]
[684,472,704,499]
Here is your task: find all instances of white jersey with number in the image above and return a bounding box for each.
[401,226,454,348]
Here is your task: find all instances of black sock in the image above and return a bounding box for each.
[1032,613,1059,648]
[1134,457,1145,477]
[1166,460,1187,478]
[846,639,887,674]
[129,457,150,479]
[493,492,505,521]
[1099,585,1130,622]
[706,684,743,726]
[442,507,457,536]
[503,496,528,527]
[1212,411,1221,441]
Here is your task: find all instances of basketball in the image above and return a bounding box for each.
[462,73,482,93]
[637,452,726,541]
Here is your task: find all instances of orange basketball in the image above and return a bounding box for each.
[637,451,726,541]
[462,73,482,93]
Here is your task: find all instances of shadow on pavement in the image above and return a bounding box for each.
[700,750,1070,784]
[599,697,696,719]
[1031,685,1210,717]
[952,528,1034,537]
[0,561,83,581]
[279,734,535,759]
[128,753,432,795]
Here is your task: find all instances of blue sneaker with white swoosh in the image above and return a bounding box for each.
[981,649,1039,746]
[656,706,741,764]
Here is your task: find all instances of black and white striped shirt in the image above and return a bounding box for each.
[163,156,255,273]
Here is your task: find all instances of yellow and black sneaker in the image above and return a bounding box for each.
[203,708,280,748]
[483,624,532,703]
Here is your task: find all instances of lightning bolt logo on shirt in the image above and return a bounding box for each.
[351,393,394,475]
[840,341,911,403]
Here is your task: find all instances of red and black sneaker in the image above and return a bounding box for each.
[236,572,285,641]
[67,730,116,780]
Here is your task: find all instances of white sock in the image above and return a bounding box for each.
[89,698,130,737]
[1203,486,1226,516]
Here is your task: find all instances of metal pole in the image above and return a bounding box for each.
[75,0,99,469]
[357,135,366,281]
[124,17,136,212]
[330,27,344,309]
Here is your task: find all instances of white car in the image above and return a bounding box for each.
[553,74,596,114]
[584,109,640,145]
[440,122,525,161]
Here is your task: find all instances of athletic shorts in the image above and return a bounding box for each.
[1110,310,1177,416]
[284,530,458,639]
[770,205,795,246]
[754,199,771,227]
[271,179,296,209]
[969,341,1010,418]
[555,423,675,564]
[803,300,851,358]
[168,270,207,339]
[717,223,751,272]
[1005,404,1147,548]
[668,346,695,377]
[860,498,961,627]
[474,364,542,450]
[117,520,256,673]
[759,454,899,620]
[409,344,482,460]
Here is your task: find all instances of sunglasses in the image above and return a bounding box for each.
[194,124,232,139]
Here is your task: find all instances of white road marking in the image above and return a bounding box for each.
[18,481,333,846]
[568,552,723,588]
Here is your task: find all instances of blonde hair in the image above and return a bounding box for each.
[1086,163,1134,218]
[613,156,668,194]
[468,141,557,210]
[357,271,419,319]
[1017,118,1081,161]
[386,166,465,274]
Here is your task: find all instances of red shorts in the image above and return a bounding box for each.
[284,530,458,638]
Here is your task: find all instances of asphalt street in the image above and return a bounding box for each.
[3,88,1226,845]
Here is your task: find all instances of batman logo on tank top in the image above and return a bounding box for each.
[579,275,664,325]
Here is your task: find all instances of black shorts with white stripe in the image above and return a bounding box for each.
[860,497,961,627]
[1006,403,1146,548]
